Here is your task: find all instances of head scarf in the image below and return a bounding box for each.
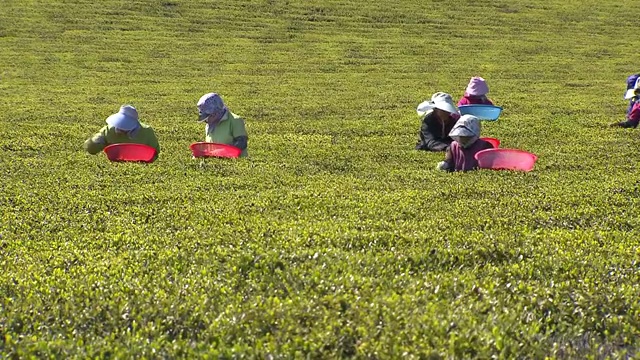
[197,93,228,123]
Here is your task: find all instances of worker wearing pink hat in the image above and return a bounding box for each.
[457,77,494,107]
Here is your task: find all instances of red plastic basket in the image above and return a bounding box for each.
[474,148,538,172]
[190,142,242,158]
[480,137,501,148]
[103,143,157,163]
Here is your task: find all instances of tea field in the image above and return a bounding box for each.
[1,0,640,358]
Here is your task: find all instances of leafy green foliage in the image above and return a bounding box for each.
[1,0,639,358]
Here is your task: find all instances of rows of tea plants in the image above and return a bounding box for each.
[1,0,639,357]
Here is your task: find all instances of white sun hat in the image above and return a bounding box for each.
[624,78,640,100]
[417,92,459,117]
[449,115,481,137]
[106,105,140,131]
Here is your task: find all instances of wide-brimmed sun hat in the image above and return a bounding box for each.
[449,114,481,137]
[417,92,459,117]
[106,105,140,131]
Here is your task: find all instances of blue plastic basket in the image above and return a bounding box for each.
[458,104,503,121]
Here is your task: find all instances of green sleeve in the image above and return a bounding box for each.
[232,117,248,138]
[84,126,109,155]
[148,130,160,155]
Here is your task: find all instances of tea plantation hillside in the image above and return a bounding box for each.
[1,0,639,358]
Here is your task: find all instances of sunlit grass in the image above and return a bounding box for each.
[1,0,639,357]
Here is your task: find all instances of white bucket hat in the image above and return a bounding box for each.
[624,78,640,100]
[449,115,481,137]
[106,105,140,131]
[417,92,459,117]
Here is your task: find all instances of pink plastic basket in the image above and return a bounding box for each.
[190,142,242,159]
[103,143,157,163]
[474,148,538,172]
[480,137,501,148]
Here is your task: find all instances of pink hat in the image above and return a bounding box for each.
[465,77,489,96]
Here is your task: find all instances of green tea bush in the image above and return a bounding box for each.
[1,0,639,358]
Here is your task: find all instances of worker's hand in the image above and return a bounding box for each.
[436,161,451,171]
[92,135,106,144]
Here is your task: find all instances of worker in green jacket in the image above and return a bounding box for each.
[84,105,160,160]
[197,93,248,157]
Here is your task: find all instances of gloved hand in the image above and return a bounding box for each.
[92,135,106,144]
[610,121,637,128]
[436,161,451,171]
[232,136,248,150]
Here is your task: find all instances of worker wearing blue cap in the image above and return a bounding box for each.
[84,105,160,158]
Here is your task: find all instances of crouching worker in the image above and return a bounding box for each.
[624,74,639,115]
[437,115,493,172]
[197,93,248,157]
[415,92,460,151]
[611,77,640,128]
[457,76,494,106]
[84,105,160,159]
